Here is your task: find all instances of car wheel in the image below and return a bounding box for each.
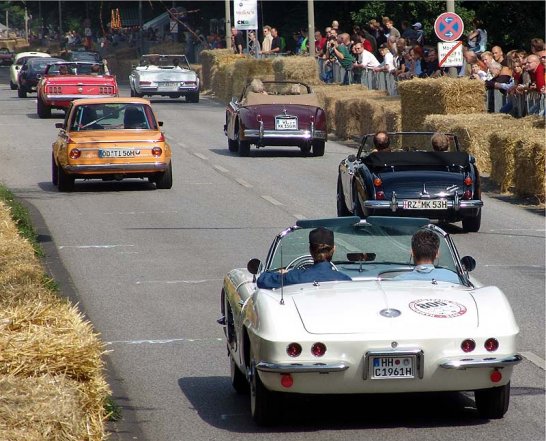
[300,144,312,156]
[130,88,135,97]
[51,154,59,186]
[462,210,481,233]
[238,138,251,157]
[250,356,279,425]
[186,92,199,103]
[37,98,51,119]
[155,162,173,189]
[228,137,239,153]
[17,86,27,98]
[312,140,325,157]
[230,352,249,394]
[10,80,17,90]
[57,165,74,192]
[337,175,351,216]
[474,382,510,419]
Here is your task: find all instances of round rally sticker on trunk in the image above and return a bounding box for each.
[409,299,467,318]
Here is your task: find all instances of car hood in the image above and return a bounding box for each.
[375,170,466,197]
[292,281,478,334]
[67,130,163,144]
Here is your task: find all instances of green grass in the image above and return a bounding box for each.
[104,396,122,421]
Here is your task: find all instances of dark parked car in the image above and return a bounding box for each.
[337,132,483,232]
[65,50,101,63]
[224,80,327,157]
[0,47,14,65]
[17,57,63,98]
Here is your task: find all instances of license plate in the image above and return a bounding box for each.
[370,356,415,379]
[160,82,178,87]
[403,200,448,209]
[275,117,297,130]
[98,149,138,158]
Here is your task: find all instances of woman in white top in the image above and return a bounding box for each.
[374,43,396,73]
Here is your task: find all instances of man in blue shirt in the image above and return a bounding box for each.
[257,227,352,289]
[395,229,461,284]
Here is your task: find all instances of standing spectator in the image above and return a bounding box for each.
[248,30,261,58]
[492,46,507,67]
[412,22,425,46]
[469,63,488,81]
[261,25,273,54]
[352,42,380,83]
[368,19,386,47]
[398,45,424,79]
[314,30,326,55]
[373,43,396,73]
[523,54,545,93]
[530,38,544,55]
[331,20,340,33]
[401,20,418,45]
[422,47,442,77]
[360,27,377,55]
[320,35,337,83]
[299,30,309,55]
[485,61,513,94]
[231,27,244,54]
[270,27,282,54]
[467,19,487,54]
[331,33,355,85]
[384,19,400,40]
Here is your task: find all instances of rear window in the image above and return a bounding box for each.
[70,103,158,131]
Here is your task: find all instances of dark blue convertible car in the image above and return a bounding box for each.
[337,132,483,232]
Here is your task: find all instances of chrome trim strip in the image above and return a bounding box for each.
[256,361,349,373]
[64,162,168,173]
[439,354,523,369]
[45,94,116,100]
[244,129,327,140]
[364,349,424,380]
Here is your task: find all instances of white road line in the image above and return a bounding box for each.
[293,214,306,220]
[177,142,188,149]
[521,352,546,370]
[59,244,135,249]
[483,264,544,268]
[235,178,252,188]
[262,195,283,206]
[214,165,229,173]
[105,337,223,346]
[193,152,208,160]
[489,229,545,232]
[136,279,221,285]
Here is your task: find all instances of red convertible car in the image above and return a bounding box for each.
[36,61,118,118]
[224,80,327,157]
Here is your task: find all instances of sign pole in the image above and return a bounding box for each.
[447,0,457,78]
[308,0,315,58]
[225,0,231,50]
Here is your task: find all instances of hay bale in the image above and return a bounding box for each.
[230,58,275,101]
[272,56,321,85]
[210,54,245,101]
[489,131,520,192]
[398,77,486,132]
[514,130,545,201]
[200,49,235,91]
[423,113,514,173]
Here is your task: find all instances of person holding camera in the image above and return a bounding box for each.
[331,33,355,85]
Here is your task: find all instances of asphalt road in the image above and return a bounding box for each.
[0,66,544,441]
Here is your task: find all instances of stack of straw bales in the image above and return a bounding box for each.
[514,128,545,201]
[199,49,234,91]
[229,58,275,102]
[0,201,109,440]
[272,56,321,85]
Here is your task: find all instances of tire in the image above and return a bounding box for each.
[130,88,135,97]
[10,80,17,90]
[337,175,351,216]
[250,357,279,426]
[155,162,173,189]
[462,209,481,232]
[312,140,325,157]
[230,352,249,394]
[187,92,199,103]
[300,144,312,156]
[475,382,510,419]
[37,98,51,119]
[228,137,238,153]
[238,138,251,157]
[17,86,27,98]
[57,165,74,192]
[51,154,58,186]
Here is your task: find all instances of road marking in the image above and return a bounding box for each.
[136,278,221,285]
[262,195,283,206]
[177,142,188,149]
[59,244,135,249]
[105,337,223,346]
[193,152,208,160]
[483,264,544,268]
[293,214,306,220]
[489,229,545,232]
[214,165,229,173]
[235,178,252,188]
[521,352,546,370]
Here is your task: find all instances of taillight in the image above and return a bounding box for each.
[311,342,326,357]
[463,190,472,200]
[464,176,473,186]
[461,339,475,353]
[484,338,499,352]
[151,146,162,157]
[490,370,502,383]
[286,343,302,357]
[280,374,293,388]
[69,148,81,159]
[373,178,382,187]
[158,133,165,142]
[139,81,151,85]
[376,191,385,200]
[99,86,114,94]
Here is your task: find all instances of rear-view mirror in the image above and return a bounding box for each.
[158,121,163,127]
[347,252,376,262]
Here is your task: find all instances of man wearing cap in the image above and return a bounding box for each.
[412,22,424,46]
[257,227,351,289]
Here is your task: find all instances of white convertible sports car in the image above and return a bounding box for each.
[128,54,199,102]
[219,216,522,425]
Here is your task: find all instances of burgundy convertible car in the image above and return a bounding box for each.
[224,80,327,157]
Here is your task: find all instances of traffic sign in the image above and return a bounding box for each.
[434,12,464,42]
[437,41,464,67]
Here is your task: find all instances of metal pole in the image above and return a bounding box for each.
[5,11,8,37]
[225,0,231,50]
[139,0,143,55]
[307,0,315,57]
[58,0,63,36]
[24,8,28,41]
[447,0,457,78]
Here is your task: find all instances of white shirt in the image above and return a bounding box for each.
[356,49,380,68]
[382,51,395,72]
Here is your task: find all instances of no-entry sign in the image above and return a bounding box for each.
[434,12,464,42]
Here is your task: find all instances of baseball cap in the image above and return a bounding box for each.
[309,227,334,246]
[412,22,422,30]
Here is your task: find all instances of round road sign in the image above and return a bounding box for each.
[434,12,464,42]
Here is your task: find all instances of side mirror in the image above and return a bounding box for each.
[461,256,476,272]
[247,258,261,275]
[158,121,163,126]
[55,122,65,129]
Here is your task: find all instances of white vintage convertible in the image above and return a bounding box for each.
[219,216,522,425]
[128,54,199,102]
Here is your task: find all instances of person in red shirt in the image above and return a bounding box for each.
[314,30,326,56]
[524,54,545,93]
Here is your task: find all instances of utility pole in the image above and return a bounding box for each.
[58,0,63,36]
[225,0,231,50]
[447,0,457,78]
[307,0,315,57]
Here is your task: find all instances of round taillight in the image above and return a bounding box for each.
[490,370,502,383]
[463,190,472,200]
[376,191,385,200]
[461,339,476,353]
[484,338,499,352]
[286,343,302,357]
[311,342,326,357]
[69,149,81,159]
[464,177,473,186]
[280,374,293,388]
[373,178,382,187]
[151,146,162,157]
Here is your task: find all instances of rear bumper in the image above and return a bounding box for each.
[64,162,168,174]
[44,94,117,103]
[257,361,349,374]
[439,354,523,369]
[363,197,483,218]
[243,128,327,144]
[137,86,199,96]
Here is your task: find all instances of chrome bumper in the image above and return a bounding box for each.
[440,354,523,369]
[363,193,483,212]
[257,361,349,374]
[244,128,327,140]
[139,87,198,93]
[45,94,117,101]
[64,162,168,173]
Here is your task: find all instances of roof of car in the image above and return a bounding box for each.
[14,51,51,60]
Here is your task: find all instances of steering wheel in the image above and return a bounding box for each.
[285,255,314,271]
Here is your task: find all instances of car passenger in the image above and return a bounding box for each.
[371,131,391,152]
[394,229,460,284]
[257,227,352,289]
[431,132,450,151]
[59,64,69,75]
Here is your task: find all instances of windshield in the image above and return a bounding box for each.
[70,103,157,131]
[139,54,191,69]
